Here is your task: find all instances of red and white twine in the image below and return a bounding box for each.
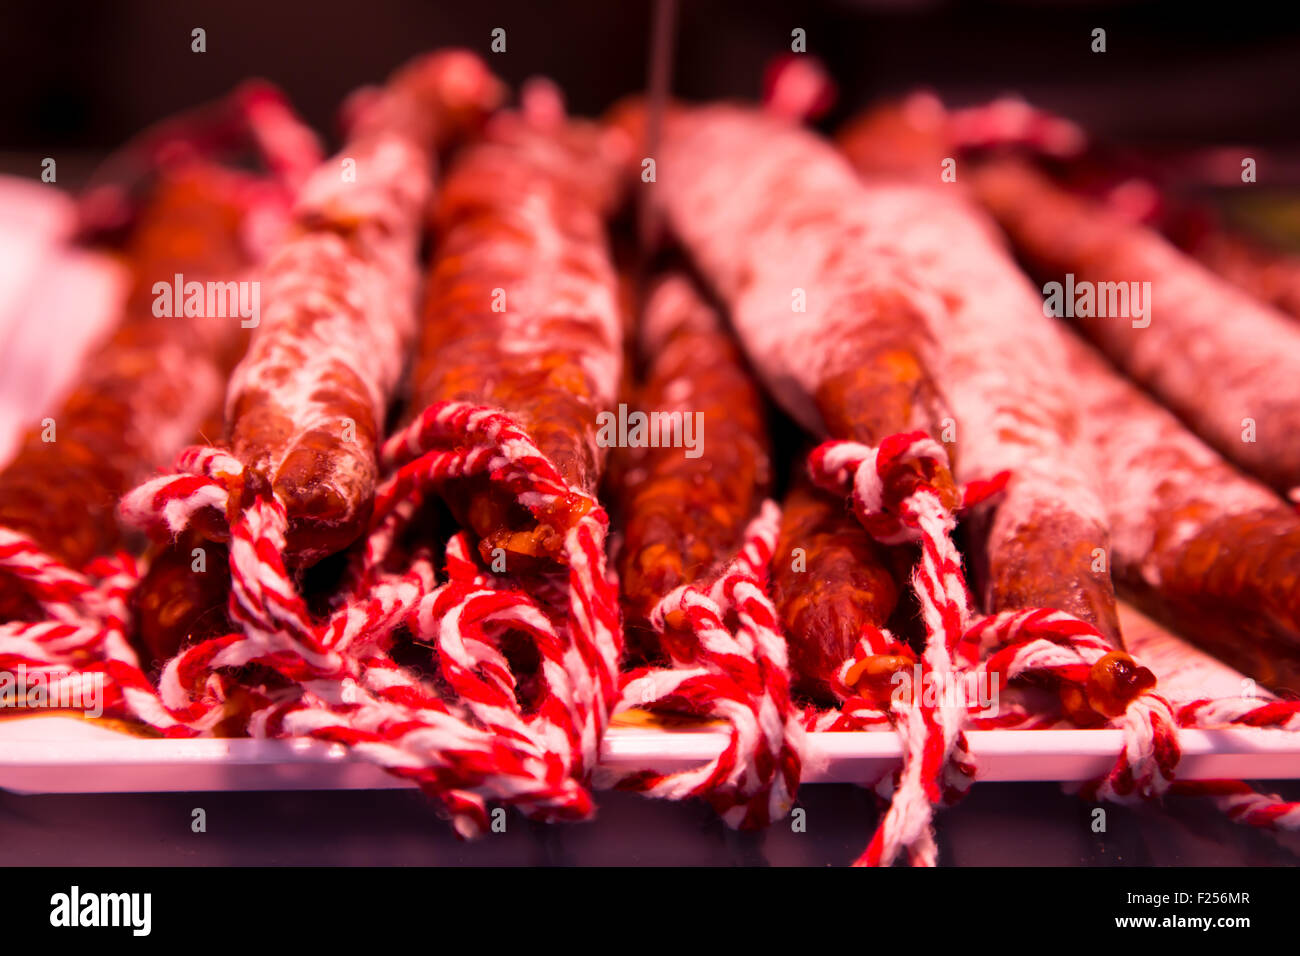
[3,400,621,835]
[809,431,1183,866]
[2,416,1299,858]
[598,500,807,829]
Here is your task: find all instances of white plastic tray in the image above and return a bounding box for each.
[2,716,1299,795]
[3,569,1298,796]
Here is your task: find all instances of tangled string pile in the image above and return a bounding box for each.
[4,401,621,836]
[597,500,806,829]
[806,431,1299,865]
[2,412,1298,862]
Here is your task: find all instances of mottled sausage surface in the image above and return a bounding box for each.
[607,102,957,690]
[133,533,233,667]
[1063,333,1300,694]
[771,471,901,703]
[973,159,1300,496]
[613,274,771,659]
[411,109,627,565]
[226,51,500,566]
[649,106,954,463]
[0,169,253,621]
[838,104,1120,641]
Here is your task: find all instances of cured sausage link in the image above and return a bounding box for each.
[612,103,957,479]
[1064,333,1300,695]
[0,170,257,620]
[972,158,1300,496]
[771,470,900,702]
[225,51,500,566]
[837,103,1120,642]
[614,273,771,659]
[410,109,627,566]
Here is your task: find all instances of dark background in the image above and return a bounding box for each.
[2,0,1299,156]
[5,781,1300,865]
